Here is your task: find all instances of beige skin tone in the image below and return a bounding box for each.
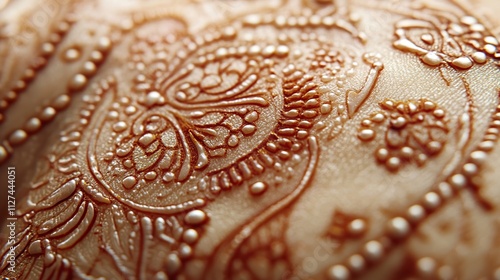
[0,0,500,279]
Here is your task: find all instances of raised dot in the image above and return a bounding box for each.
[479,140,495,151]
[227,134,239,147]
[462,163,478,176]
[421,52,442,66]
[68,74,87,91]
[417,257,436,276]
[320,104,332,114]
[97,37,112,52]
[484,36,499,45]
[244,111,259,123]
[347,254,366,273]
[0,145,9,163]
[51,94,71,110]
[81,61,97,76]
[348,219,367,236]
[144,91,162,107]
[469,150,488,165]
[376,148,389,162]
[90,51,103,63]
[122,176,137,189]
[461,16,477,25]
[9,129,28,145]
[387,217,410,239]
[24,117,42,133]
[39,107,57,122]
[184,210,208,226]
[63,48,80,62]
[437,182,453,199]
[407,204,425,223]
[386,157,401,170]
[357,129,375,141]
[242,125,256,135]
[451,57,473,69]
[433,109,445,118]
[362,240,383,262]
[178,243,192,259]
[166,253,181,275]
[182,229,199,244]
[400,146,414,159]
[144,171,157,181]
[262,45,276,57]
[276,45,289,57]
[327,265,350,280]
[41,42,55,56]
[471,52,487,64]
[423,192,441,210]
[484,44,497,55]
[113,122,127,132]
[249,182,268,195]
[449,174,466,189]
[139,133,156,147]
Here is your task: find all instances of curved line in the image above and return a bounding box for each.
[87,95,206,215]
[205,136,319,279]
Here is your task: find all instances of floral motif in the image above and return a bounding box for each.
[393,7,500,69]
[357,98,449,171]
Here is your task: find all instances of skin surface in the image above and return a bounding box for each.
[0,0,500,279]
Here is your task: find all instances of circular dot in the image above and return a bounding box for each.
[423,192,441,210]
[23,117,42,133]
[362,240,383,262]
[470,150,488,165]
[9,129,28,145]
[249,182,268,195]
[63,48,80,62]
[113,122,127,132]
[347,254,366,273]
[51,94,71,110]
[0,145,9,163]
[376,148,389,161]
[144,171,157,181]
[144,91,162,107]
[438,265,455,280]
[68,74,87,91]
[462,163,478,176]
[449,174,466,189]
[41,42,55,56]
[242,124,256,135]
[81,61,97,76]
[182,229,199,244]
[166,253,181,275]
[90,51,103,63]
[122,176,137,189]
[184,210,208,226]
[417,257,436,276]
[178,243,192,259]
[357,129,375,141]
[39,107,57,122]
[348,219,366,236]
[407,204,426,223]
[97,37,112,52]
[387,217,410,239]
[478,141,495,151]
[386,157,401,170]
[437,182,453,199]
[327,265,350,280]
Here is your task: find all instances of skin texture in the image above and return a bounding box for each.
[0,0,500,279]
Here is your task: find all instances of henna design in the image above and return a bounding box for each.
[357,98,450,171]
[390,0,500,69]
[1,1,500,280]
